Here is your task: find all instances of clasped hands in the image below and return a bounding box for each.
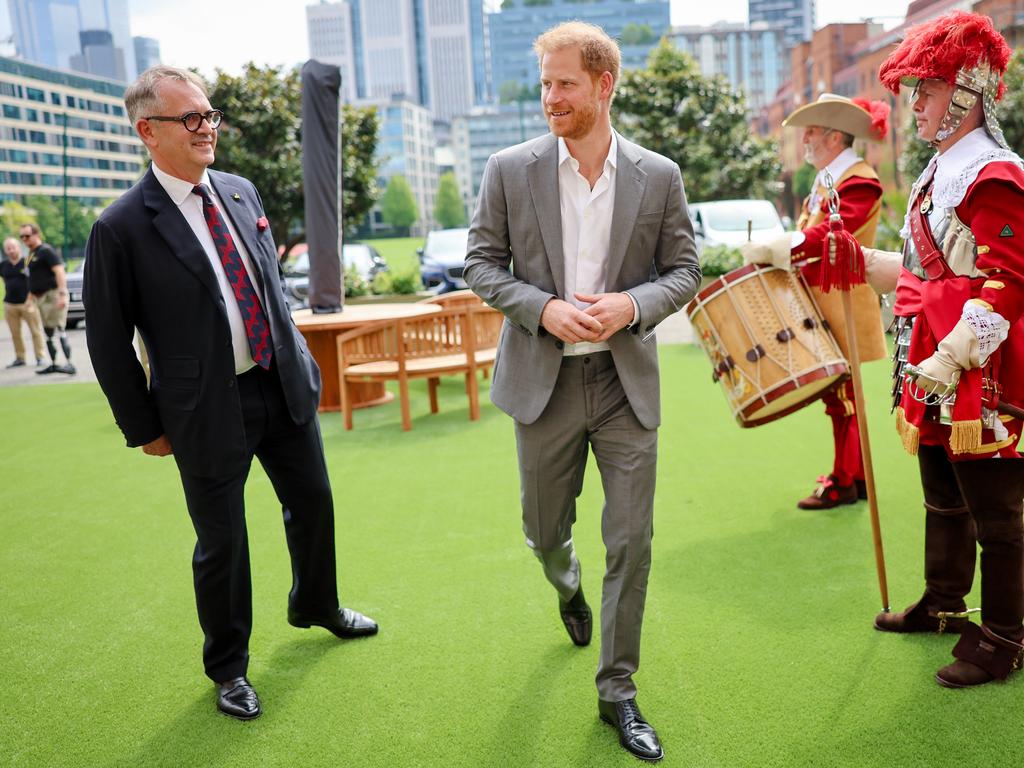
[540,292,634,344]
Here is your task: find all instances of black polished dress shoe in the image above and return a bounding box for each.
[599,698,664,762]
[287,606,379,638]
[559,587,592,647]
[217,677,261,720]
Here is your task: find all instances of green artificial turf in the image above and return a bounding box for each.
[366,236,423,273]
[2,345,1023,767]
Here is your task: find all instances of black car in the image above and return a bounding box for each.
[65,260,85,328]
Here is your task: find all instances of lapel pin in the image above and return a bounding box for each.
[231,193,241,201]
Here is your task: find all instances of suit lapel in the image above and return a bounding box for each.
[142,168,224,308]
[607,135,647,288]
[526,135,565,299]
[208,171,270,294]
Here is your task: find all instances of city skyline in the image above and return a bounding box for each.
[1,0,909,79]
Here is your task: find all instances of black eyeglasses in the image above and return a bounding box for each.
[144,109,224,132]
[19,234,31,241]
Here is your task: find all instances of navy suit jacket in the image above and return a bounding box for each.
[84,167,321,477]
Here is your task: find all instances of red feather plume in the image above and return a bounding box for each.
[878,11,1011,98]
[851,98,891,140]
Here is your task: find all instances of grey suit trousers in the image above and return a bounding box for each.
[515,351,657,701]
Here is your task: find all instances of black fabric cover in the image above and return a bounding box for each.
[301,60,343,313]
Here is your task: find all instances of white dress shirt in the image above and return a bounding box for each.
[557,133,632,356]
[151,162,265,374]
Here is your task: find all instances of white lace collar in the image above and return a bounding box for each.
[900,129,1024,238]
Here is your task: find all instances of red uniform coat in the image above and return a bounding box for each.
[895,161,1024,459]
[794,162,887,363]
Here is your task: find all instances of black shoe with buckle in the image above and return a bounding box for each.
[599,698,664,762]
[217,677,261,720]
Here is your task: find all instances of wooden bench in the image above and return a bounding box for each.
[336,303,503,431]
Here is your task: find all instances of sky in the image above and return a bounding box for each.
[0,0,910,77]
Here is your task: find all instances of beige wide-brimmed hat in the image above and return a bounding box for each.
[783,93,890,141]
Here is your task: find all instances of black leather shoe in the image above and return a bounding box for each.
[217,677,261,720]
[288,606,378,638]
[559,587,592,647]
[36,364,58,375]
[599,698,664,762]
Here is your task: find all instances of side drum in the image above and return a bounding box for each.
[687,263,848,427]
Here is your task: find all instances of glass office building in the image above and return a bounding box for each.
[0,55,144,206]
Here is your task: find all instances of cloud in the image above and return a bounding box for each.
[129,0,310,78]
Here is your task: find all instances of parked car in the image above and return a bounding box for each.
[282,243,388,309]
[689,199,785,255]
[65,259,85,328]
[419,228,469,293]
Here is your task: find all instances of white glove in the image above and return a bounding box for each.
[909,320,981,395]
[739,234,792,270]
[861,247,902,295]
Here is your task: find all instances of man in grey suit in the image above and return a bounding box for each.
[464,21,700,763]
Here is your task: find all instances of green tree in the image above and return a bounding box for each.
[434,172,466,228]
[0,200,34,239]
[341,104,382,235]
[792,162,816,203]
[899,116,933,185]
[209,63,302,253]
[615,41,781,203]
[22,196,96,250]
[620,23,655,46]
[209,63,381,257]
[380,175,419,234]
[997,49,1024,152]
[25,195,61,245]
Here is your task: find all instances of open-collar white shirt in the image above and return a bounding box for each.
[152,162,263,374]
[557,133,618,356]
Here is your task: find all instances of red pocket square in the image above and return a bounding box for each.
[256,216,269,232]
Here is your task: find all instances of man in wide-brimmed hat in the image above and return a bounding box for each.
[858,10,1024,689]
[743,93,890,510]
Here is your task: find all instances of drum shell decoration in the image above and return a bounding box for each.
[687,263,849,427]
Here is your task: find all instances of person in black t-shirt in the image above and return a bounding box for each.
[1,237,46,368]
[20,223,75,375]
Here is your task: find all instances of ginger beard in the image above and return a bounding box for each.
[546,89,600,140]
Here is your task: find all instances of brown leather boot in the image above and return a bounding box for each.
[874,598,971,633]
[936,623,1024,688]
[797,474,857,510]
[875,503,977,633]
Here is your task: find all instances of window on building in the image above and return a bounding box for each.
[26,87,45,102]
[3,104,21,120]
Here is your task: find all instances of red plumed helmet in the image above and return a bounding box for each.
[851,98,891,140]
[879,10,1011,99]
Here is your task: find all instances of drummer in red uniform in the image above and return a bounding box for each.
[742,94,890,510]
[855,10,1024,688]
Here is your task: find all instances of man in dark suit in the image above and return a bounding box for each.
[465,22,700,762]
[84,66,378,720]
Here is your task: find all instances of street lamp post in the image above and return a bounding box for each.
[62,111,68,253]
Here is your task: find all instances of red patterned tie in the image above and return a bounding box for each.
[192,184,273,369]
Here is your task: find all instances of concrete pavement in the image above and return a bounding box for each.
[0,310,695,390]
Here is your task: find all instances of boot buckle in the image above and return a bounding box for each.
[935,607,979,633]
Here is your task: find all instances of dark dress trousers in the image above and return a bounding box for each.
[84,167,339,682]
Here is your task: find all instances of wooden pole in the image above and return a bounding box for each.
[840,288,891,612]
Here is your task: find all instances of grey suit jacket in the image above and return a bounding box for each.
[464,131,701,429]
